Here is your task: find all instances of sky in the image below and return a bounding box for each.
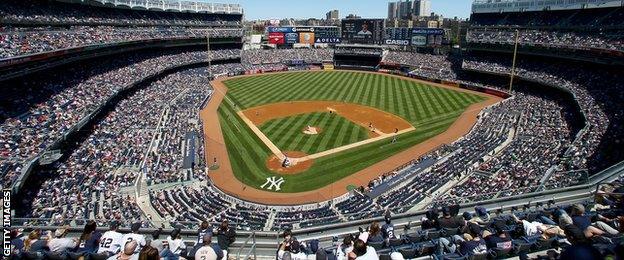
[206,0,474,20]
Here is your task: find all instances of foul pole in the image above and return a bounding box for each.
[508,29,519,92]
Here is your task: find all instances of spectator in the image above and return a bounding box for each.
[139,245,160,260]
[96,221,124,257]
[48,226,78,254]
[149,229,164,253]
[121,222,146,254]
[75,220,101,255]
[366,222,384,244]
[216,220,235,259]
[113,240,138,260]
[196,221,212,245]
[437,206,465,230]
[194,233,223,260]
[162,228,186,259]
[348,239,378,260]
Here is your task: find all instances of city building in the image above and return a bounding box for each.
[387,0,431,20]
[326,9,339,20]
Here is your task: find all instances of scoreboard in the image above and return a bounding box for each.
[341,19,385,45]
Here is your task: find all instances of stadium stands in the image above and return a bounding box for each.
[3,0,624,259]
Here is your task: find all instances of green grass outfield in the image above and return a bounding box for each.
[218,71,486,193]
[259,112,369,155]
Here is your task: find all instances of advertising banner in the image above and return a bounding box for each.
[268,27,295,33]
[299,32,315,44]
[411,35,427,46]
[285,33,298,44]
[411,28,445,35]
[314,27,341,44]
[385,39,411,45]
[268,32,285,45]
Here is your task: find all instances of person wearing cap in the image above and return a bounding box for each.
[121,222,146,254]
[194,233,223,260]
[474,206,490,224]
[48,226,78,254]
[163,228,186,258]
[216,220,235,260]
[483,223,511,251]
[97,221,124,257]
[288,239,307,260]
[437,206,465,230]
[381,214,396,242]
[196,220,213,246]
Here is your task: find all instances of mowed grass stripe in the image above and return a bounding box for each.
[270,113,317,148]
[219,71,490,192]
[259,112,369,154]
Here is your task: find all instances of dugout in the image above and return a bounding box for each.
[333,44,383,71]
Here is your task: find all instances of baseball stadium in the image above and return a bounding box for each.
[1,0,624,259]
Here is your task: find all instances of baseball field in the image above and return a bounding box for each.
[200,71,498,204]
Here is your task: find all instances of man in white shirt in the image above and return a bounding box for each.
[97,221,124,256]
[120,222,146,253]
[166,229,187,256]
[48,227,78,254]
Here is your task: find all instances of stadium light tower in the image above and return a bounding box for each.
[509,29,519,92]
[207,33,212,79]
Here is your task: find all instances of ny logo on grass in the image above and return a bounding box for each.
[260,176,285,191]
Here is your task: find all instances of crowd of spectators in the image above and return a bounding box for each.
[0,0,242,27]
[142,68,211,185]
[0,49,238,190]
[462,55,619,175]
[0,26,243,58]
[10,219,237,260]
[441,91,575,203]
[18,66,218,229]
[9,188,624,259]
[467,29,624,52]
[384,51,458,81]
[242,48,333,65]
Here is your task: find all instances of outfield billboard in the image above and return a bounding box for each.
[341,19,384,44]
[267,26,340,45]
[299,32,315,44]
[268,32,285,45]
[314,27,341,44]
[284,32,298,44]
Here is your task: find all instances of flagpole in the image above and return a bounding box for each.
[508,29,519,92]
[207,34,212,79]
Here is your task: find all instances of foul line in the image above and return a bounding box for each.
[236,110,416,164]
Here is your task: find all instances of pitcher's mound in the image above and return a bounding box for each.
[266,151,313,175]
[303,126,322,135]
